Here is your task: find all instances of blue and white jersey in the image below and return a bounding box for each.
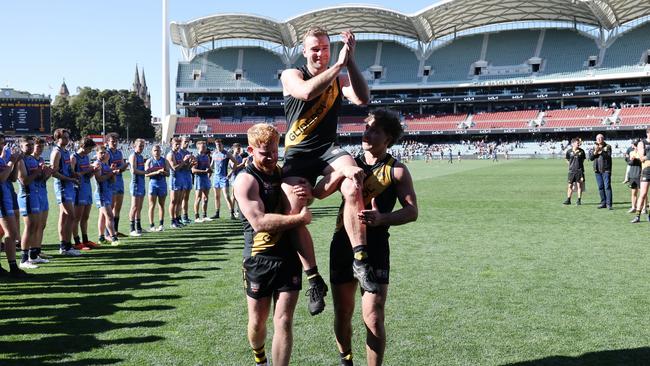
[130,152,146,185]
[108,148,125,176]
[54,145,73,181]
[148,157,167,182]
[195,153,211,175]
[169,150,184,177]
[73,152,92,188]
[19,155,41,197]
[211,149,229,177]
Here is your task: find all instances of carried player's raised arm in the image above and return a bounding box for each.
[235,173,311,233]
[339,31,369,105]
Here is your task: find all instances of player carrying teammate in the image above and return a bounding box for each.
[234,123,312,366]
[314,109,418,366]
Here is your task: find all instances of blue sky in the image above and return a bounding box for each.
[0,0,435,119]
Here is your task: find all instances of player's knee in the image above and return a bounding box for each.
[363,307,385,332]
[340,178,359,200]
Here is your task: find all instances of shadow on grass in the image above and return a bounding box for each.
[0,221,239,365]
[502,347,650,366]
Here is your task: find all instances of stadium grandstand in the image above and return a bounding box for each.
[167,1,650,145]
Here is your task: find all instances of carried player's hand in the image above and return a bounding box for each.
[337,42,349,67]
[341,165,365,188]
[341,30,355,61]
[292,179,313,202]
[299,205,312,225]
[358,198,383,227]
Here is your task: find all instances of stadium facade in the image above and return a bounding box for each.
[167,1,650,143]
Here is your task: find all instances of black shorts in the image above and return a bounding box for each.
[242,255,302,299]
[567,171,584,184]
[642,168,650,182]
[329,229,390,286]
[629,177,641,189]
[283,144,350,186]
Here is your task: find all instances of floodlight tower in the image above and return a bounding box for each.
[162,0,170,140]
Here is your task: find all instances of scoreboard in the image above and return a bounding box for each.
[0,100,51,134]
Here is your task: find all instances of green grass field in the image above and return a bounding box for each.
[1,159,649,365]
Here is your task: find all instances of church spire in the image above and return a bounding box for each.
[133,65,141,93]
[59,78,70,98]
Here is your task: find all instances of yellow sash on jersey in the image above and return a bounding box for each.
[335,157,395,231]
[251,231,282,256]
[285,78,340,149]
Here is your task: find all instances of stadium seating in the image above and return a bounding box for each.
[471,110,538,129]
[538,29,599,75]
[239,48,284,88]
[542,108,613,127]
[485,30,539,65]
[380,42,420,83]
[405,114,467,130]
[619,106,650,125]
[425,35,483,82]
[601,22,650,68]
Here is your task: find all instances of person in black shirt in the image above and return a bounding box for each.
[626,139,642,215]
[589,134,613,209]
[234,124,312,366]
[631,137,650,222]
[564,138,586,205]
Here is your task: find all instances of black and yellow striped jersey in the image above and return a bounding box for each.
[335,154,398,234]
[241,164,290,258]
[284,65,342,155]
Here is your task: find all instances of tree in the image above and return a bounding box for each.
[50,87,154,140]
[51,96,77,137]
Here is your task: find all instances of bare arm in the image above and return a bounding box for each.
[234,173,311,233]
[49,149,74,182]
[94,163,114,183]
[167,152,184,171]
[281,65,344,101]
[358,163,418,227]
[339,31,369,105]
[17,159,39,186]
[130,154,146,176]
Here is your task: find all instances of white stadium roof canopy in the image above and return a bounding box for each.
[170,0,650,49]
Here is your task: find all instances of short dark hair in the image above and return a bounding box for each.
[53,128,70,140]
[80,137,96,149]
[106,132,119,141]
[365,109,404,148]
[19,136,34,144]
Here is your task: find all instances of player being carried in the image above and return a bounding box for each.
[280,26,371,315]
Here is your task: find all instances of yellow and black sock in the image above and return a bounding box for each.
[305,266,322,286]
[340,349,353,366]
[252,345,267,365]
